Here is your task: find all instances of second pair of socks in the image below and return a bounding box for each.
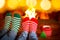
[0,12,21,40]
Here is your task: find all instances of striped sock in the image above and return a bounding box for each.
[9,13,21,40]
[4,12,12,30]
[11,13,21,33]
[29,18,38,40]
[22,17,29,32]
[17,17,29,40]
[30,18,38,33]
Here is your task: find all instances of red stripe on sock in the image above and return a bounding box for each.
[30,21,38,32]
[22,17,29,22]
[31,18,38,24]
[22,21,30,32]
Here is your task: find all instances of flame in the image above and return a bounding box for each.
[25,8,36,19]
[40,12,49,19]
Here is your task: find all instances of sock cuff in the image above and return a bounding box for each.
[22,17,29,22]
[14,13,21,18]
[31,18,38,24]
[6,12,12,16]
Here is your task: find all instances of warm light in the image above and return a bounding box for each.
[52,0,60,10]
[0,0,6,13]
[7,0,18,10]
[18,0,26,7]
[0,0,5,8]
[40,0,51,10]
[26,0,37,8]
[25,8,36,19]
[40,12,49,19]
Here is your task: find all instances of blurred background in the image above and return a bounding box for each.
[0,0,60,40]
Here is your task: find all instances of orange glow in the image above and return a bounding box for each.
[0,0,60,13]
[6,0,18,10]
[18,0,26,7]
[40,12,49,19]
[0,0,6,13]
[52,0,60,10]
[0,8,6,13]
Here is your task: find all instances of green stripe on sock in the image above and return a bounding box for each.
[4,13,12,30]
[6,12,12,16]
[14,13,21,18]
[11,14,21,32]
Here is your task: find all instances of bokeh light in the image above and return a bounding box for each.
[26,0,37,8]
[40,0,51,10]
[0,0,5,9]
[52,0,60,10]
[0,0,6,13]
[7,0,18,10]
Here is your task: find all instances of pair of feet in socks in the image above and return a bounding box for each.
[19,17,38,40]
[22,17,38,33]
[0,12,21,39]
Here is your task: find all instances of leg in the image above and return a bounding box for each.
[9,13,21,40]
[29,18,38,40]
[18,17,29,40]
[0,34,9,40]
[29,32,38,40]
[18,31,28,40]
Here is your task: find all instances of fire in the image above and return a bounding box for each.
[25,8,36,19]
[40,12,49,19]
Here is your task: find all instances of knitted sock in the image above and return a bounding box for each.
[22,17,29,32]
[29,18,38,40]
[11,13,21,33]
[18,17,29,40]
[0,12,12,37]
[9,13,21,40]
[4,12,12,30]
[30,18,38,33]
